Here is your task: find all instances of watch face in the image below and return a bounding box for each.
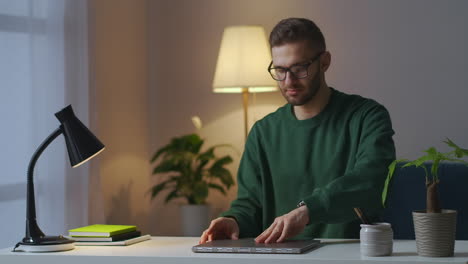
[297,201,306,208]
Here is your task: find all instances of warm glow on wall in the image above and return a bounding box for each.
[213,25,277,139]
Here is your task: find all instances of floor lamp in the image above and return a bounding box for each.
[212,25,277,140]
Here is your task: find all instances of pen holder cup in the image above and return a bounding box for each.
[360,222,393,257]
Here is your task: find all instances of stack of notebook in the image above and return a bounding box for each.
[67,224,150,246]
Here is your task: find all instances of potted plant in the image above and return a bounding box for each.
[383,138,468,257]
[149,126,235,236]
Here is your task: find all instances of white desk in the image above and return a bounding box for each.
[0,237,467,264]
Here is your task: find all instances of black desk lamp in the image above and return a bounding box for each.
[14,105,105,252]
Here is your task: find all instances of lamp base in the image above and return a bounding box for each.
[15,235,75,252]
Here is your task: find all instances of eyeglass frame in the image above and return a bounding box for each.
[267,51,325,81]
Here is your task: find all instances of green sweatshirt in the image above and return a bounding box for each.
[221,88,396,239]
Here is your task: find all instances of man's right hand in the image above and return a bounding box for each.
[199,217,239,244]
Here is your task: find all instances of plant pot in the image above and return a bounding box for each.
[180,204,210,236]
[412,209,457,257]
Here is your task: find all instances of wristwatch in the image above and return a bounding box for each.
[297,200,307,208]
[296,200,310,225]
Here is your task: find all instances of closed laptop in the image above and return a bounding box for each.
[192,238,320,254]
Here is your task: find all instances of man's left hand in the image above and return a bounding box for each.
[255,205,309,243]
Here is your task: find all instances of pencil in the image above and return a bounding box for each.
[353,208,371,225]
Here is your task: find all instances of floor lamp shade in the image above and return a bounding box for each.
[55,105,105,167]
[15,105,105,252]
[212,25,278,139]
[212,25,277,93]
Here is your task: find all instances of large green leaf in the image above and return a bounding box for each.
[382,159,406,206]
[148,176,178,199]
[209,166,234,188]
[424,147,438,159]
[194,147,215,181]
[445,138,468,158]
[149,176,175,196]
[211,155,233,168]
[150,145,172,163]
[402,150,435,168]
[207,156,234,187]
[444,157,468,166]
[208,183,226,195]
[198,147,215,163]
[173,134,203,154]
[151,134,203,163]
[149,181,168,199]
[400,159,430,180]
[165,190,180,203]
[152,160,182,175]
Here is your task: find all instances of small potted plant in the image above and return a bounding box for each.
[383,138,468,257]
[149,117,235,236]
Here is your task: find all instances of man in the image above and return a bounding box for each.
[199,18,395,244]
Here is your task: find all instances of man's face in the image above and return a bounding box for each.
[271,41,323,106]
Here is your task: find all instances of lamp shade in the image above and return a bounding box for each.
[55,105,105,168]
[213,25,277,93]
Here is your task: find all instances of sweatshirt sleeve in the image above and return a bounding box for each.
[220,126,263,237]
[303,102,396,224]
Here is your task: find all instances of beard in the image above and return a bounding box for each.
[280,69,321,106]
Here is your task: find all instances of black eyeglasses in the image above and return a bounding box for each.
[267,52,324,81]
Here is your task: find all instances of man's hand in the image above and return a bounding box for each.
[255,205,309,243]
[199,217,239,244]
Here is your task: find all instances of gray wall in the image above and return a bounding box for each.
[147,0,468,235]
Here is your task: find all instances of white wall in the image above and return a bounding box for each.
[147,0,468,235]
[90,0,152,233]
[316,0,468,159]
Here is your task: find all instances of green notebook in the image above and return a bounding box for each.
[69,224,137,237]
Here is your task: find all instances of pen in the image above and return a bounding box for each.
[353,208,371,225]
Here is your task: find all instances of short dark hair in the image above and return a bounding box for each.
[269,18,326,52]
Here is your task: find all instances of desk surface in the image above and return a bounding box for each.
[0,237,467,264]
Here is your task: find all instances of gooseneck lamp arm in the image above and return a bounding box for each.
[25,127,62,240]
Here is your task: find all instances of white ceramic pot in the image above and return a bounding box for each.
[360,222,393,257]
[180,204,210,237]
[412,209,457,257]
